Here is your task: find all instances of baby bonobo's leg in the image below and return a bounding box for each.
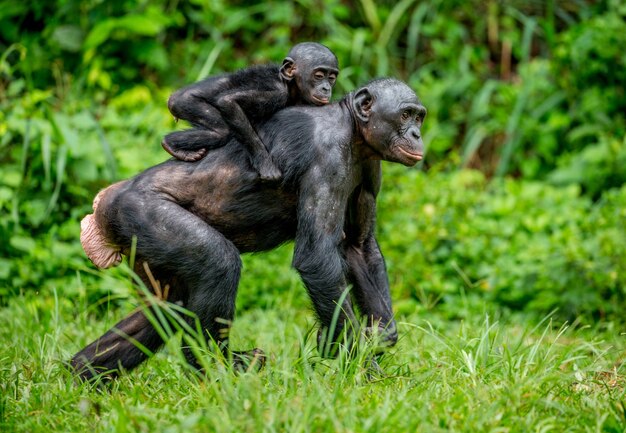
[162,128,230,162]
[80,185,122,269]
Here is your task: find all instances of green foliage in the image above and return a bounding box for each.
[379,167,626,321]
[550,135,626,198]
[402,1,626,193]
[1,0,625,317]
[0,59,170,300]
[2,0,624,189]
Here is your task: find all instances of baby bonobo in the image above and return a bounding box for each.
[163,42,339,180]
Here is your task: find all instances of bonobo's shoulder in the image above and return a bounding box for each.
[266,105,348,143]
[272,104,346,124]
[230,64,280,88]
[268,104,350,146]
[260,104,352,184]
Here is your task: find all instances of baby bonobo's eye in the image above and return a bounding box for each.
[328,74,337,84]
[314,71,325,80]
[401,110,411,121]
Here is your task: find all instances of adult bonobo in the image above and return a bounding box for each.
[74,78,426,381]
[163,42,339,180]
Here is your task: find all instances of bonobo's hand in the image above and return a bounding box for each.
[230,348,266,372]
[365,356,386,381]
[363,322,398,354]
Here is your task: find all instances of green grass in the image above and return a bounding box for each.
[2,265,625,432]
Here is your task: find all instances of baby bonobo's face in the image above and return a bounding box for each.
[289,42,339,106]
[302,63,338,105]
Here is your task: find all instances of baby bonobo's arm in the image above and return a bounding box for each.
[212,88,284,180]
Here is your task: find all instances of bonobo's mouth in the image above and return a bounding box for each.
[396,146,423,165]
[312,95,330,105]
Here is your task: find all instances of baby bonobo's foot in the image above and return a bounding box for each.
[162,132,208,162]
[254,157,282,182]
[231,348,266,372]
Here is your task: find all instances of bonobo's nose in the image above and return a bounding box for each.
[410,128,421,141]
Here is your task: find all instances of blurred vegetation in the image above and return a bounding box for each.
[0,0,625,322]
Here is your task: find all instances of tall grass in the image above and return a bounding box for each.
[1,267,625,432]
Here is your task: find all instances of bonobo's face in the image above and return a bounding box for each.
[354,79,426,166]
[281,42,339,106]
[300,61,339,106]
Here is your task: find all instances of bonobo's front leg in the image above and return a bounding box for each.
[344,161,398,351]
[345,236,397,350]
[292,171,356,357]
[294,234,357,357]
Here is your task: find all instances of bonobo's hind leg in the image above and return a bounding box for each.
[163,99,231,162]
[71,310,163,382]
[71,194,258,380]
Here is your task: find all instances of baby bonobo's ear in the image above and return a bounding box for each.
[353,87,373,123]
[280,57,296,81]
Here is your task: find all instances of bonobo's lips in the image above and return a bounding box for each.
[396,146,423,165]
[312,95,330,105]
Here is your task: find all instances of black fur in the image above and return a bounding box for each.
[71,78,426,381]
[163,42,339,181]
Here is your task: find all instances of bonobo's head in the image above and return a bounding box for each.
[280,42,339,106]
[352,78,426,166]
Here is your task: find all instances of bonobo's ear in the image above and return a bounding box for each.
[353,88,373,122]
[280,57,296,81]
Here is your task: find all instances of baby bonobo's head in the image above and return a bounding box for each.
[280,42,339,106]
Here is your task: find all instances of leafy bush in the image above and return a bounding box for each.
[1,0,624,321]
[379,167,626,321]
[0,65,171,301]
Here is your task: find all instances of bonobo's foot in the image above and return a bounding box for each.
[230,348,266,372]
[364,356,386,381]
[68,356,118,386]
[162,131,209,162]
[364,322,398,354]
[253,156,282,182]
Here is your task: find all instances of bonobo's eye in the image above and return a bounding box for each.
[328,74,337,85]
[401,110,411,122]
[314,71,325,80]
[416,107,427,123]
